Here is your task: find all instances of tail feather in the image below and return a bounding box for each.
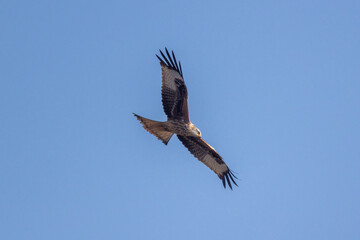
[133,113,174,145]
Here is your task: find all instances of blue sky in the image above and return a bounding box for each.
[1,0,359,239]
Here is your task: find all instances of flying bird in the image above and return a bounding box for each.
[134,48,238,189]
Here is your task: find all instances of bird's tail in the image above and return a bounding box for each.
[133,113,174,145]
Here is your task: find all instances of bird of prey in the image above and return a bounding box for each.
[134,48,238,189]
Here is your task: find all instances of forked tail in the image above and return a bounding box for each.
[133,113,174,145]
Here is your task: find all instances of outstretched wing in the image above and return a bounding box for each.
[156,48,190,123]
[177,135,238,189]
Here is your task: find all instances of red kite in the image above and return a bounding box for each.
[134,48,238,189]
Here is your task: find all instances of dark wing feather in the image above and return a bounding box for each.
[177,135,238,190]
[157,48,190,123]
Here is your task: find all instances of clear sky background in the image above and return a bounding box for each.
[1,1,359,239]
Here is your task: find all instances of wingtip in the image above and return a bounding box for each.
[225,174,233,190]
[229,170,238,179]
[221,170,238,190]
[228,170,239,187]
[156,48,183,77]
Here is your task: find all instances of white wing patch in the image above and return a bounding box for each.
[161,65,183,91]
[202,154,228,175]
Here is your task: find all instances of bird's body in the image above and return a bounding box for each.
[134,48,238,189]
[163,120,200,137]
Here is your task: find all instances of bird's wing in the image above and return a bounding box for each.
[177,135,238,189]
[156,48,190,123]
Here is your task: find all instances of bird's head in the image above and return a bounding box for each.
[189,123,201,137]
